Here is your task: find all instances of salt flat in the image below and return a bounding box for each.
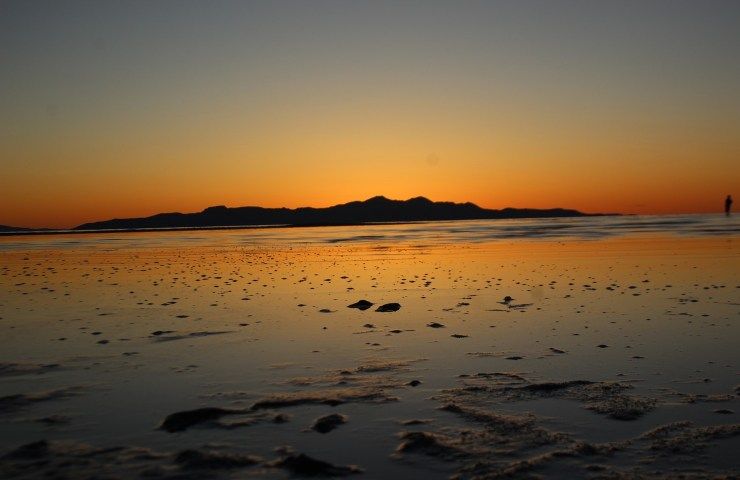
[0,217,738,479]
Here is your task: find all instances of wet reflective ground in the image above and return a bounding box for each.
[0,222,738,479]
[1,213,738,251]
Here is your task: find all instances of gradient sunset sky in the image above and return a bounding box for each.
[2,1,739,228]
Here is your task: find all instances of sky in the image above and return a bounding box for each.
[1,0,739,228]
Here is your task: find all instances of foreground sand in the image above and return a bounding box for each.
[0,234,738,479]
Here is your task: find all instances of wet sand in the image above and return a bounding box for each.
[0,229,738,479]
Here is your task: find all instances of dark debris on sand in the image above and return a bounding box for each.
[150,331,232,342]
[0,387,82,414]
[159,407,247,432]
[310,413,348,433]
[445,376,658,421]
[375,303,401,312]
[394,371,739,480]
[347,300,374,310]
[269,453,363,476]
[0,439,363,478]
[248,359,423,412]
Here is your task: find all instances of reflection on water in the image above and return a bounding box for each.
[0,228,738,478]
[1,214,738,250]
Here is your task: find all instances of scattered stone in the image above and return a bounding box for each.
[270,453,362,476]
[310,413,348,433]
[376,303,401,312]
[159,407,245,432]
[348,300,374,310]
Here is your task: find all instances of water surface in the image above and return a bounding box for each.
[1,217,738,479]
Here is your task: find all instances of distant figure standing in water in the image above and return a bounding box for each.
[725,195,733,215]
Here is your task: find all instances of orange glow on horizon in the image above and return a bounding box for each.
[2,3,738,229]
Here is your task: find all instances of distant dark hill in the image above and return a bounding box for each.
[0,224,36,233]
[74,196,605,231]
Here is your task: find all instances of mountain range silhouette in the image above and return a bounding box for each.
[73,196,603,231]
[0,225,36,233]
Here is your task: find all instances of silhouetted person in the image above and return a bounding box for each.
[725,195,733,215]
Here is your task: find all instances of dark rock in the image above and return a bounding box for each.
[159,407,244,433]
[270,453,362,476]
[376,303,401,312]
[348,300,374,310]
[310,413,347,433]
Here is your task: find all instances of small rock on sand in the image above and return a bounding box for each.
[159,407,244,433]
[348,300,374,310]
[310,413,348,433]
[376,303,401,312]
[270,453,362,476]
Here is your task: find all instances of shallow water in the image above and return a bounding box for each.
[0,220,738,479]
[1,213,738,251]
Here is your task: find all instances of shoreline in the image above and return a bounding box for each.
[0,215,621,237]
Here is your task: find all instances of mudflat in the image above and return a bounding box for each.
[1,219,738,479]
